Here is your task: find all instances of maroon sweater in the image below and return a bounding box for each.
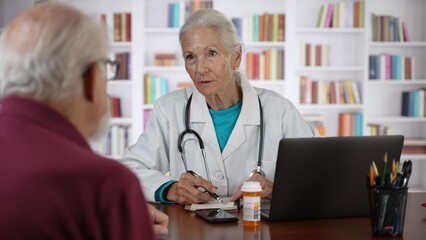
[0,97,155,240]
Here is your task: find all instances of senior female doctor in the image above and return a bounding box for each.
[121,9,318,205]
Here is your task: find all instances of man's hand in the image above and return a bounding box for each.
[147,204,169,238]
[229,173,273,201]
[166,172,218,205]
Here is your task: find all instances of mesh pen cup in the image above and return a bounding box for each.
[367,186,408,237]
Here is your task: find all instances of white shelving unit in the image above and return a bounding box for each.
[1,0,425,191]
[365,0,426,192]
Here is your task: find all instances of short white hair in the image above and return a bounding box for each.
[179,8,243,83]
[0,2,109,101]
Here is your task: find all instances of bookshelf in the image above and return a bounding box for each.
[65,0,136,158]
[1,0,425,192]
[365,0,426,192]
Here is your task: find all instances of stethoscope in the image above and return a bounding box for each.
[177,93,265,182]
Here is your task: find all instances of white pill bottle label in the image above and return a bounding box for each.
[242,181,262,228]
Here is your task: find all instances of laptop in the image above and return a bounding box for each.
[261,135,404,221]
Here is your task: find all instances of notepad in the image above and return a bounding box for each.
[185,198,237,211]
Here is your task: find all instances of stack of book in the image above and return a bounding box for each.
[401,89,426,117]
[300,43,330,67]
[338,112,363,136]
[300,77,361,105]
[368,123,390,136]
[100,12,131,42]
[402,139,426,155]
[154,53,177,66]
[112,13,131,42]
[246,49,284,80]
[108,96,122,118]
[317,0,365,28]
[168,0,213,28]
[231,13,285,42]
[371,14,410,42]
[369,54,414,80]
[144,74,169,104]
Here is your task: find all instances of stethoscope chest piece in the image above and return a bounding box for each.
[250,166,266,178]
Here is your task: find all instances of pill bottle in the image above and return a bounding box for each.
[242,181,262,228]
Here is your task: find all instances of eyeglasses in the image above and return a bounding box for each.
[81,58,121,81]
[103,58,121,80]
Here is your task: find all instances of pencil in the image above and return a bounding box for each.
[369,165,375,186]
[391,158,397,182]
[372,161,379,177]
[380,152,388,186]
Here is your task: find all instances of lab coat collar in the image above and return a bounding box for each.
[189,78,261,160]
[190,78,260,125]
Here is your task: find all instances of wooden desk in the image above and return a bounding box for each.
[157,193,426,240]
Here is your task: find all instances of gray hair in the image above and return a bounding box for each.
[179,8,243,83]
[0,2,109,101]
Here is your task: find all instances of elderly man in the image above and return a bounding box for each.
[0,2,167,239]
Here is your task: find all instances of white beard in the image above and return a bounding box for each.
[88,111,110,144]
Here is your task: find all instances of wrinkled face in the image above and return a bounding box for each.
[181,27,238,98]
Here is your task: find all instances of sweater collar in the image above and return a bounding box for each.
[0,96,90,149]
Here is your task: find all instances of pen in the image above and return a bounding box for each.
[391,159,397,183]
[187,170,224,204]
[380,152,388,186]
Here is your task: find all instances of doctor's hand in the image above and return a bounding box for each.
[229,173,273,201]
[147,204,169,238]
[166,172,218,205]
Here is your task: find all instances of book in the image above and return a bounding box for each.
[325,3,333,28]
[402,21,410,42]
[339,112,352,136]
[185,197,238,211]
[113,13,121,42]
[317,4,327,28]
[278,14,285,41]
[115,52,130,80]
[402,138,426,154]
[315,44,321,66]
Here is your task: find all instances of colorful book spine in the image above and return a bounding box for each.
[301,43,330,67]
[372,14,410,42]
[317,0,364,29]
[167,1,213,29]
[401,89,426,117]
[368,54,414,80]
[144,74,170,104]
[339,112,363,136]
[230,13,285,42]
[246,49,284,80]
[300,78,361,105]
[111,12,131,42]
[90,125,130,157]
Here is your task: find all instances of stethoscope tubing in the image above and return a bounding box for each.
[177,93,264,181]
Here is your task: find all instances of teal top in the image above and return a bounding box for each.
[208,101,242,152]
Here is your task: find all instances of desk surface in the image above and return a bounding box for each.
[157,192,426,240]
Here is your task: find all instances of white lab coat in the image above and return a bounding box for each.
[121,78,318,202]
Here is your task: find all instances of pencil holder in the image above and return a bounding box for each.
[367,186,408,237]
